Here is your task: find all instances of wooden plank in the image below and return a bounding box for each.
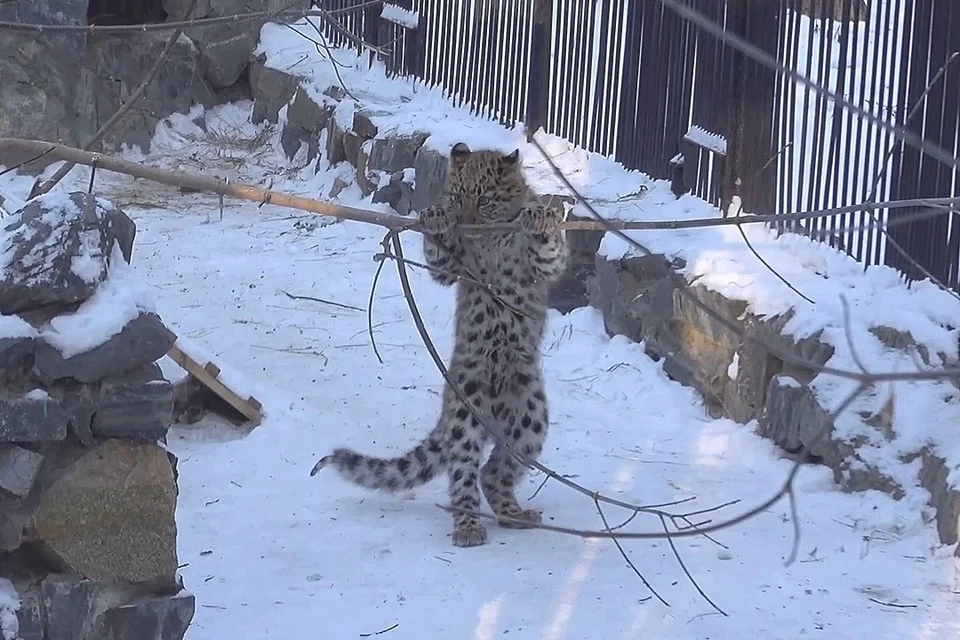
[167,344,262,427]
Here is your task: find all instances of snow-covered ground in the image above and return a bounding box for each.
[1,23,959,639]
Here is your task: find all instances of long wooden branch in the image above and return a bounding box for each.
[0,138,411,230]
[1,139,956,235]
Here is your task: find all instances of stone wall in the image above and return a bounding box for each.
[0,0,309,171]
[0,193,193,639]
[248,63,960,557]
[587,254,960,554]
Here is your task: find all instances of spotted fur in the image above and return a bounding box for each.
[313,143,568,547]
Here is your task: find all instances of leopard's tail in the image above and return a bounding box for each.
[310,423,447,492]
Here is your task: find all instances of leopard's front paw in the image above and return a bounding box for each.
[419,205,458,234]
[519,204,563,234]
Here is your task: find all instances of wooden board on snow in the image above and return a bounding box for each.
[167,343,263,427]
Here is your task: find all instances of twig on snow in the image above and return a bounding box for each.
[595,498,671,608]
[282,290,364,312]
[867,598,917,609]
[359,622,400,637]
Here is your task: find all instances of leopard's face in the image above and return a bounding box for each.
[443,143,528,224]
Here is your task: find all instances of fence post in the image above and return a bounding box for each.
[404,12,427,78]
[526,0,552,141]
[393,0,426,78]
[363,0,383,68]
[721,0,779,215]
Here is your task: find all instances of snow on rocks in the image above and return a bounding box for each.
[0,192,192,640]
[0,191,134,314]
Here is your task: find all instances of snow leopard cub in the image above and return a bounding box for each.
[313,142,568,547]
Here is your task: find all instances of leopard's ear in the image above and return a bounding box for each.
[501,148,520,166]
[451,142,471,158]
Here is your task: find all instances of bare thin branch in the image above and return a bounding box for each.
[659,514,728,616]
[282,290,364,312]
[595,499,670,608]
[367,234,392,364]
[4,138,958,238]
[30,0,203,198]
[0,2,384,34]
[524,135,960,387]
[730,194,815,304]
[388,231,736,528]
[463,196,960,233]
[656,0,960,171]
[859,52,960,300]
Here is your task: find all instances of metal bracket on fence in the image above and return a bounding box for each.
[670,125,729,200]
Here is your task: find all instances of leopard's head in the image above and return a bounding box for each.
[443,143,528,224]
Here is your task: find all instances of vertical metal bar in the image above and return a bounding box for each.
[614,0,641,167]
[920,0,953,283]
[782,0,804,225]
[590,0,612,154]
[887,0,925,277]
[848,0,874,260]
[576,0,600,149]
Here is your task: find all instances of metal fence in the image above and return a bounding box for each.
[320,0,960,291]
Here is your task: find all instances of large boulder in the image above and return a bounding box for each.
[85,31,199,153]
[200,32,256,88]
[373,171,415,215]
[548,206,602,314]
[281,87,334,164]
[368,133,429,174]
[0,444,44,498]
[29,439,180,589]
[9,578,195,640]
[249,57,301,124]
[100,592,195,640]
[0,193,136,316]
[184,0,311,90]
[0,319,38,384]
[40,575,105,640]
[412,145,449,212]
[33,312,176,385]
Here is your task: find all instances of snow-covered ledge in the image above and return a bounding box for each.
[589,232,960,552]
[249,29,960,556]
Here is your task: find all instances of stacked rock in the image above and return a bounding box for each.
[0,192,193,640]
